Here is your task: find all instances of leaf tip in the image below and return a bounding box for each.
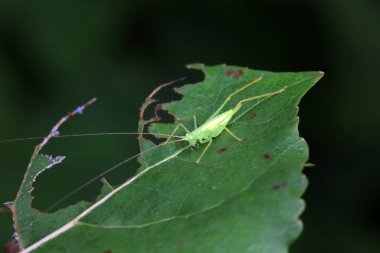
[315,71,325,81]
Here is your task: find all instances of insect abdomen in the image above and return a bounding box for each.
[190,109,235,144]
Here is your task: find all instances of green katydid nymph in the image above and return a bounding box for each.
[163,76,287,163]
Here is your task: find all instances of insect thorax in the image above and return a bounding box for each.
[184,132,199,146]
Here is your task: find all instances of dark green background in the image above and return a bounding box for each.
[0,0,379,252]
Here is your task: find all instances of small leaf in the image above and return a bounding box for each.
[12,64,323,253]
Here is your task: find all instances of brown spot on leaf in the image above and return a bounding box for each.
[218,147,228,153]
[226,69,244,78]
[263,153,272,159]
[3,239,19,253]
[248,113,256,119]
[272,182,288,190]
[178,241,185,248]
[103,250,112,253]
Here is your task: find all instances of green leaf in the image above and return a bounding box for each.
[11,64,323,253]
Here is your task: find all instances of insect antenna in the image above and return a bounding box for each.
[0,132,183,144]
[45,138,186,212]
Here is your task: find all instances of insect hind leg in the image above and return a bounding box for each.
[230,86,287,124]
[224,127,243,142]
[208,75,264,120]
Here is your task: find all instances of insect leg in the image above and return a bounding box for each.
[164,123,191,144]
[224,127,243,141]
[177,115,198,130]
[208,76,263,120]
[230,86,287,123]
[192,115,197,129]
[196,139,213,164]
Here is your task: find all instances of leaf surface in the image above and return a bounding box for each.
[12,64,323,253]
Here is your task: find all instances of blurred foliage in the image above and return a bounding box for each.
[0,0,379,252]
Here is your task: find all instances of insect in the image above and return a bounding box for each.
[163,75,286,163]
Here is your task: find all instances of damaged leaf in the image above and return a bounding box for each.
[11,64,323,253]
